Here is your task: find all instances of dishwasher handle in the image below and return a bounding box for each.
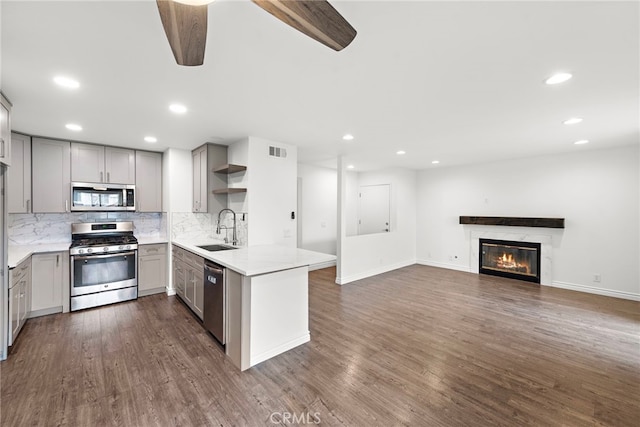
[206,266,224,275]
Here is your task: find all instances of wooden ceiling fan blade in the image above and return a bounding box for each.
[251,0,356,51]
[156,0,208,66]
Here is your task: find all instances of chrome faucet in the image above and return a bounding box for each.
[216,208,237,246]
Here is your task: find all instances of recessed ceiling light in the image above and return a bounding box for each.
[346,164,355,169]
[169,103,187,114]
[545,72,572,85]
[432,160,440,164]
[396,150,406,155]
[65,123,82,131]
[574,140,589,145]
[144,136,158,143]
[53,76,80,89]
[342,134,354,141]
[563,117,583,125]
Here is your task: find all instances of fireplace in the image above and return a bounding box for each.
[479,239,541,284]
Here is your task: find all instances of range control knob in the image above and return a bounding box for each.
[119,245,124,250]
[103,247,109,252]
[79,249,84,254]
[126,245,131,250]
[87,248,93,253]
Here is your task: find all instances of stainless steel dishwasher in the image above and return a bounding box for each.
[203,261,225,344]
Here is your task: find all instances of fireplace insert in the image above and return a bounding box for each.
[479,239,541,283]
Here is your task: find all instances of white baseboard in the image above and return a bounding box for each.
[309,260,336,271]
[28,306,63,319]
[336,259,416,285]
[250,333,310,367]
[416,259,471,273]
[165,286,176,296]
[138,287,166,297]
[547,281,640,301]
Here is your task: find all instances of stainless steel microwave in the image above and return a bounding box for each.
[71,182,136,211]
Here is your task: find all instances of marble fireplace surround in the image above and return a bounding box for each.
[469,229,553,285]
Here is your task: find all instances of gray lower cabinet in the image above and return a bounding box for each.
[8,132,31,213]
[171,245,204,320]
[9,257,31,346]
[138,243,167,296]
[32,138,71,213]
[135,151,162,212]
[31,252,69,316]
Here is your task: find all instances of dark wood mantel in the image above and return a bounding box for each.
[459,216,565,229]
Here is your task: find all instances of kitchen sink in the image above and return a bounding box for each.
[197,244,238,252]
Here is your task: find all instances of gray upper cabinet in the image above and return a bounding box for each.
[71,142,135,184]
[192,143,228,213]
[8,132,31,213]
[32,138,71,213]
[135,150,162,212]
[71,142,103,182]
[0,93,11,166]
[105,146,135,184]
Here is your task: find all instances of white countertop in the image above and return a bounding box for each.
[8,243,72,268]
[172,239,336,277]
[137,236,169,245]
[8,235,168,268]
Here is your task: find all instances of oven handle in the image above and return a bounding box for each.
[73,251,136,261]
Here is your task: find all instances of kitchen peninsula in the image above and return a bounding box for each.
[172,240,336,371]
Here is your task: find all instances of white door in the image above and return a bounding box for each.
[358,184,390,235]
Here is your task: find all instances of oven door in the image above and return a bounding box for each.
[71,251,137,297]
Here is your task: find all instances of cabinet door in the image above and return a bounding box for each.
[31,253,63,313]
[9,285,19,345]
[71,142,105,183]
[32,138,71,213]
[0,96,11,166]
[135,151,162,212]
[8,132,32,213]
[174,260,186,297]
[184,266,195,305]
[18,280,28,327]
[192,146,207,212]
[139,255,166,291]
[193,266,204,320]
[105,146,135,184]
[139,245,167,294]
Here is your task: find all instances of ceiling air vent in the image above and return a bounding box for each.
[269,145,287,158]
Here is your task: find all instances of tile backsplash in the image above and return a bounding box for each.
[8,212,166,245]
[171,211,247,246]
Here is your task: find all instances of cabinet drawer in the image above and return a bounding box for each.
[172,245,185,261]
[139,243,167,256]
[184,251,204,270]
[10,258,32,287]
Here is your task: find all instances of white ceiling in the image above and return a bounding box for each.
[1,0,638,171]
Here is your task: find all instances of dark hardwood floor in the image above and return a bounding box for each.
[1,265,638,426]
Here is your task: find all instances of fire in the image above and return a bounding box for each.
[496,252,530,274]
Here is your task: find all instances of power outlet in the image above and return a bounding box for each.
[593,274,601,283]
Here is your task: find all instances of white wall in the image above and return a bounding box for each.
[228,137,297,247]
[297,163,337,255]
[337,166,417,284]
[162,148,192,213]
[416,145,640,299]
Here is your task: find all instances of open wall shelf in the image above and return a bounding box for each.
[213,164,246,174]
[212,188,247,194]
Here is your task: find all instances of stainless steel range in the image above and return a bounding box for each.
[69,222,138,311]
